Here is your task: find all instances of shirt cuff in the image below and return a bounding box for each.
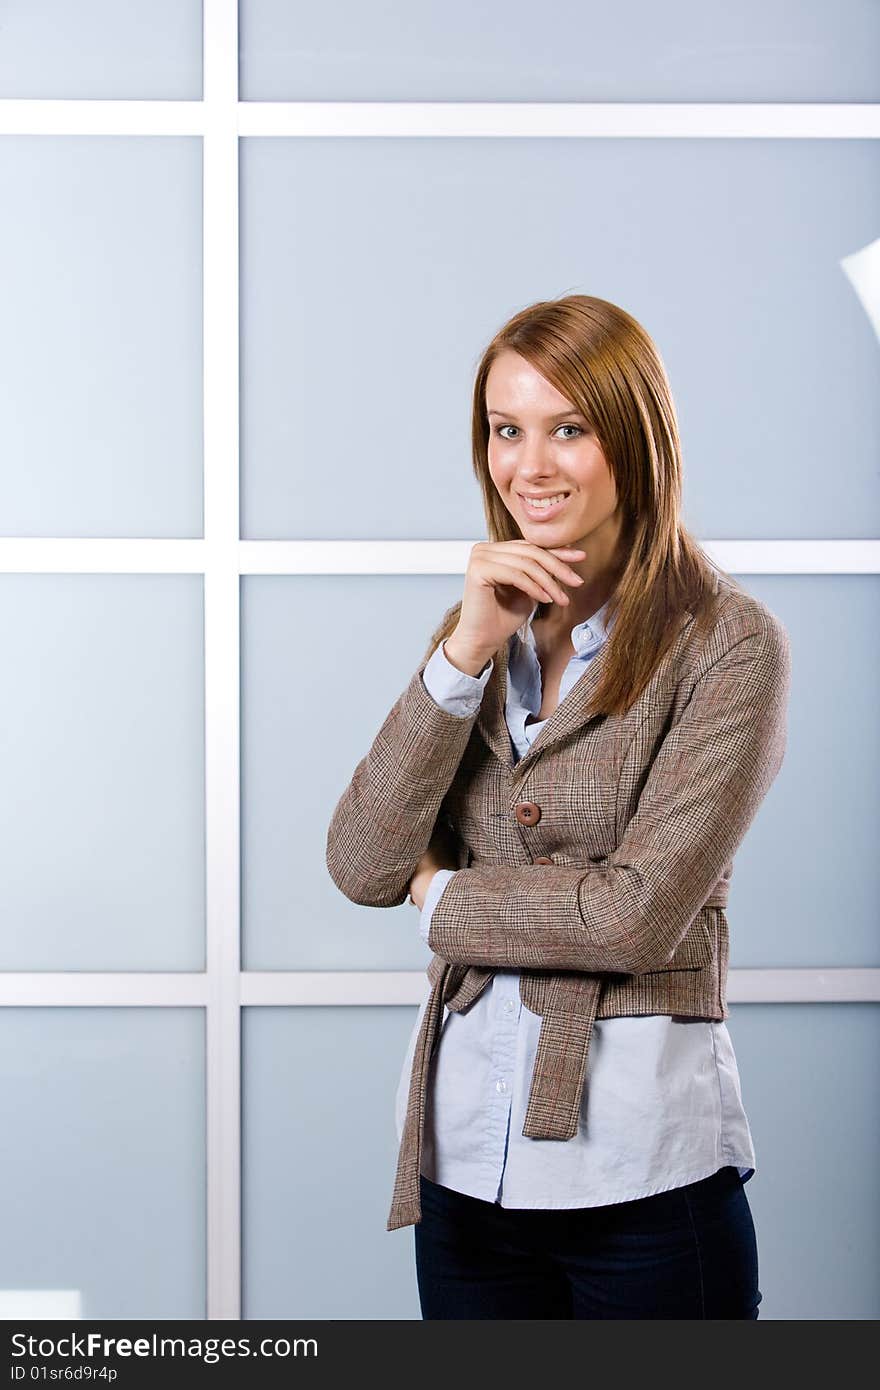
[419,868,457,943]
[420,640,494,718]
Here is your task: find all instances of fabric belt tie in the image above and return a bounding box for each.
[385,954,600,1232]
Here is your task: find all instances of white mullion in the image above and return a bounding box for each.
[1,538,877,575]
[0,975,210,1006]
[1,100,878,140]
[239,101,880,140]
[1,969,876,1008]
[203,0,241,1324]
[239,968,880,1006]
[724,970,880,1004]
[0,99,204,135]
[0,539,207,572]
[236,538,880,575]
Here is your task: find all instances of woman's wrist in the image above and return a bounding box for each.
[410,859,458,910]
[408,865,435,911]
[443,630,494,677]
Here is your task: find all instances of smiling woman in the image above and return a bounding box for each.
[326,293,790,1321]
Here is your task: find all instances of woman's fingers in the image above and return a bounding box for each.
[482,557,566,606]
[500,540,586,588]
[477,551,583,605]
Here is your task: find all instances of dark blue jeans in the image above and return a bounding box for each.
[415,1165,762,1319]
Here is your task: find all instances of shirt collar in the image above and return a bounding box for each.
[517,596,615,657]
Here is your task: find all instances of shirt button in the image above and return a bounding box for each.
[495,1079,508,1095]
[514,801,541,825]
[503,998,515,1014]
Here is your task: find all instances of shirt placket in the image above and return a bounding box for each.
[480,971,523,1201]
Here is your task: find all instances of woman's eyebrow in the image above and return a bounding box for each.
[487,408,586,421]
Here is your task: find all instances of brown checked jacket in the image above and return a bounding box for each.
[325,572,792,1232]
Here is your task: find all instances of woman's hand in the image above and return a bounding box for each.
[408,821,460,912]
[443,541,587,676]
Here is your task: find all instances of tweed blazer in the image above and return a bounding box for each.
[325,571,792,1232]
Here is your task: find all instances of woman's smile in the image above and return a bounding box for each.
[517,490,572,521]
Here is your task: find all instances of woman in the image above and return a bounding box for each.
[326,294,791,1319]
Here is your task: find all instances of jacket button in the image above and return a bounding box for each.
[533,856,553,864]
[515,801,541,825]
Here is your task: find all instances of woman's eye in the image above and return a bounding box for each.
[495,425,519,439]
[556,425,582,439]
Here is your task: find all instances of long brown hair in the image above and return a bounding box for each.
[424,294,739,718]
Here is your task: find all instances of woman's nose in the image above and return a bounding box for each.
[516,440,555,478]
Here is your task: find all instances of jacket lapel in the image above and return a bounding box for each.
[478,605,704,784]
[474,637,513,771]
[476,630,614,784]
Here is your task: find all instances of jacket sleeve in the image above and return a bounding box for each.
[325,627,489,908]
[426,612,792,974]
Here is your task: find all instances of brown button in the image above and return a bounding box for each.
[515,801,541,825]
[533,856,553,865]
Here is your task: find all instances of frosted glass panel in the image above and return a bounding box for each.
[0,137,203,538]
[726,575,880,969]
[241,574,464,970]
[243,572,877,971]
[0,1008,205,1321]
[242,1004,422,1319]
[240,137,879,541]
[728,1003,880,1320]
[0,575,205,971]
[0,0,202,99]
[240,0,880,102]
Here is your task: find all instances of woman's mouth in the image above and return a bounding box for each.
[518,491,571,521]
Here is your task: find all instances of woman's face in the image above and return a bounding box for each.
[485,349,624,570]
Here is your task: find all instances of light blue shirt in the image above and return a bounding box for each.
[394,600,756,1208]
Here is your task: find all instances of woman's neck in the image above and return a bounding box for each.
[535,581,613,638]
